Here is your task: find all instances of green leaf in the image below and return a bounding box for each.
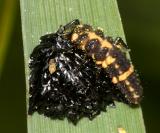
[20,0,146,133]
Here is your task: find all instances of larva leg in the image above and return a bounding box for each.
[114,37,129,50]
[57,19,80,36]
[95,28,104,38]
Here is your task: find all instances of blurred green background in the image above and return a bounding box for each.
[0,0,159,133]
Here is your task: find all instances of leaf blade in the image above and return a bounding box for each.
[20,0,146,133]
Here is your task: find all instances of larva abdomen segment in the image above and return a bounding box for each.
[114,72,143,104]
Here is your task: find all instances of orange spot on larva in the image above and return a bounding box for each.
[129,86,134,92]
[115,64,119,69]
[71,33,79,42]
[118,65,134,81]
[112,77,118,84]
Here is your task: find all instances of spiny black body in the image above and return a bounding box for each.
[29,31,127,124]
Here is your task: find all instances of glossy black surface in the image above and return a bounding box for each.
[29,32,126,124]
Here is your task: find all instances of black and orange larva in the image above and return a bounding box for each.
[62,19,143,104]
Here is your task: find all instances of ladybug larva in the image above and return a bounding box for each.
[61,19,143,104]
